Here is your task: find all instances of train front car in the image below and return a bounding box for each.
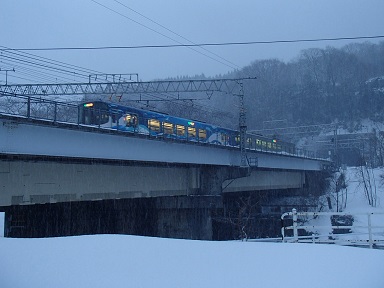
[78,101,296,154]
[79,101,147,134]
[78,101,111,127]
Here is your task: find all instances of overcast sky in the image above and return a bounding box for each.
[1,0,384,82]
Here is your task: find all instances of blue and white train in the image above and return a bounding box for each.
[78,101,295,153]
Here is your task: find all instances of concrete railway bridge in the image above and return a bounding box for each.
[0,79,331,240]
[0,113,330,240]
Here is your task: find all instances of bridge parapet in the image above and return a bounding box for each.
[0,114,330,169]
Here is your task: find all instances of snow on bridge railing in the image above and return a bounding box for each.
[281,209,384,249]
[0,92,78,123]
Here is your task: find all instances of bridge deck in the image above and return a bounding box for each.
[0,114,329,170]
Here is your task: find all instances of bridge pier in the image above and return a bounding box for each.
[156,196,223,240]
[3,198,157,238]
[3,196,224,239]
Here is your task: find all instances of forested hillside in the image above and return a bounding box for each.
[112,41,384,140]
[160,42,384,135]
[235,41,384,131]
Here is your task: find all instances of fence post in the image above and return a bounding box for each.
[53,102,57,123]
[77,105,80,125]
[292,208,298,242]
[27,97,31,118]
[368,213,373,249]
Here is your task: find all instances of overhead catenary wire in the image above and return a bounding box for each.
[0,47,104,82]
[0,65,63,84]
[0,49,128,88]
[2,56,81,81]
[2,35,383,51]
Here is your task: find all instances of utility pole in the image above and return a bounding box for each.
[237,81,247,167]
[0,68,15,85]
[334,123,339,168]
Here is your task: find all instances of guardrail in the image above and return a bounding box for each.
[281,209,384,249]
[0,93,78,124]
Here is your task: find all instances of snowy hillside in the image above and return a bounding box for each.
[1,167,384,288]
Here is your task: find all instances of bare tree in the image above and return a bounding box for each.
[218,193,269,241]
[335,172,348,211]
[357,163,377,207]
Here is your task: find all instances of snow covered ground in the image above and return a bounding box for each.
[1,167,384,288]
[295,166,384,246]
[1,234,383,288]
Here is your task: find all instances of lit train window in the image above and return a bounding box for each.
[124,114,138,127]
[235,136,240,144]
[163,122,173,134]
[267,142,272,149]
[148,119,161,132]
[176,125,185,136]
[188,127,196,138]
[256,139,262,146]
[199,129,207,139]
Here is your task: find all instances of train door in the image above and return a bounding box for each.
[110,109,121,129]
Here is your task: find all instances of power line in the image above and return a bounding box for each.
[1,47,102,79]
[89,0,238,71]
[109,0,240,69]
[2,35,383,52]
[0,46,109,85]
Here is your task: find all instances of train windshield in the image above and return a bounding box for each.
[79,102,110,125]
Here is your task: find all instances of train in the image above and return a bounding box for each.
[78,101,295,153]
